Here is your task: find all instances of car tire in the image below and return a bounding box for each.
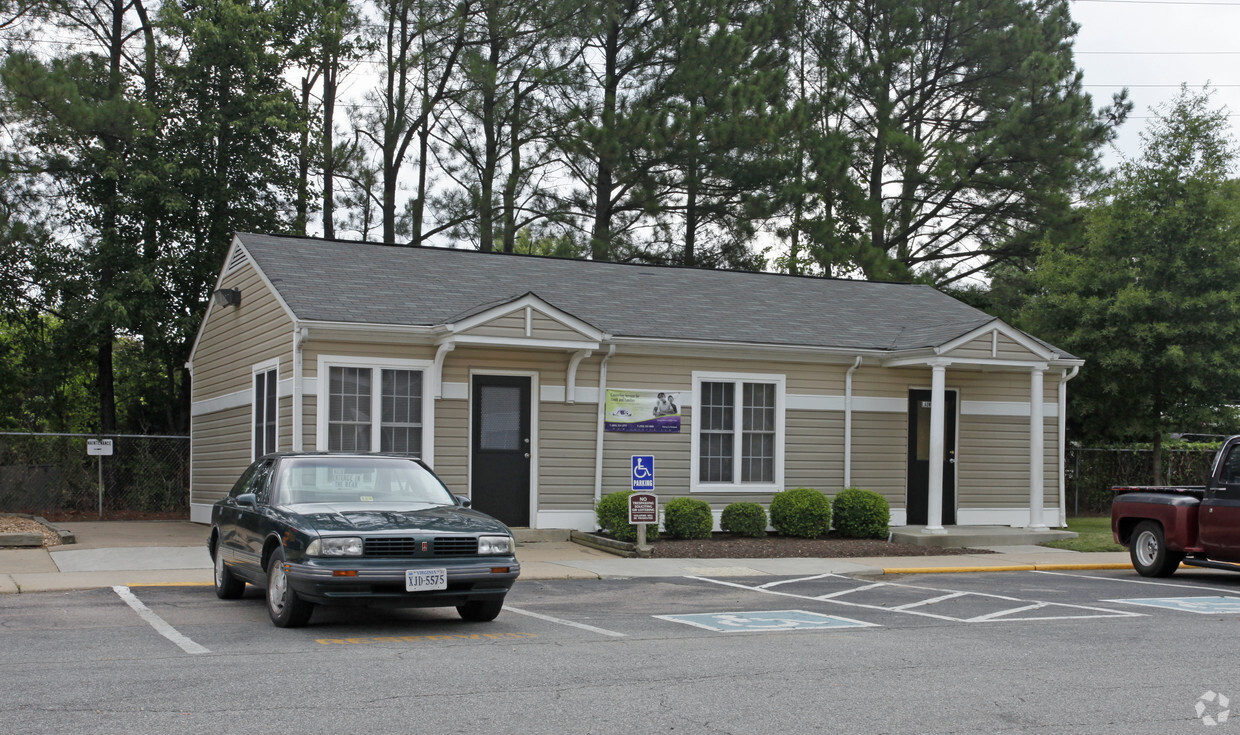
[457,599,504,622]
[1130,520,1184,577]
[267,547,314,628]
[212,538,246,600]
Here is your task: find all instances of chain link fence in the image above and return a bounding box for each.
[1066,446,1218,516]
[0,432,190,520]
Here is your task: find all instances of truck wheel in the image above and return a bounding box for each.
[1130,521,1184,577]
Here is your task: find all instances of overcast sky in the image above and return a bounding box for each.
[1070,0,1240,171]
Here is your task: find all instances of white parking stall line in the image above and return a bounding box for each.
[815,582,888,600]
[112,586,210,655]
[504,606,627,638]
[893,591,968,611]
[1034,570,1240,595]
[758,573,837,589]
[967,603,1047,622]
[688,575,1142,624]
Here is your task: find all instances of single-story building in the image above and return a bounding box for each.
[187,232,1081,532]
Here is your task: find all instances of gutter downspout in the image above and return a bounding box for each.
[293,325,308,451]
[593,345,616,516]
[432,341,456,400]
[1058,366,1080,527]
[844,356,863,488]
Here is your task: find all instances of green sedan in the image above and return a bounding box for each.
[208,453,520,628]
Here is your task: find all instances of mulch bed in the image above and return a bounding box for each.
[640,533,995,559]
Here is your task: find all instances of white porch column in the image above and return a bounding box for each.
[1028,366,1047,530]
[925,362,948,534]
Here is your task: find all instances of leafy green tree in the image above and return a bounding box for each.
[1026,87,1240,481]
[816,0,1126,284]
[649,0,791,268]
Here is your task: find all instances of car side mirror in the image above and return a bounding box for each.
[455,494,471,508]
[236,492,257,508]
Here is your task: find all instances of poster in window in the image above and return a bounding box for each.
[605,389,682,433]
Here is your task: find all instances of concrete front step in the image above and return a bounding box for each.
[890,525,1078,548]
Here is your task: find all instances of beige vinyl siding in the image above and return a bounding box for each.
[530,313,595,342]
[193,261,292,399]
[191,405,250,505]
[441,347,601,388]
[785,410,844,491]
[302,342,438,377]
[957,415,1058,508]
[607,354,846,394]
[943,335,995,360]
[537,402,597,510]
[461,311,594,343]
[463,312,527,339]
[850,412,907,507]
[603,408,692,495]
[434,399,469,493]
[301,395,316,451]
[279,395,293,452]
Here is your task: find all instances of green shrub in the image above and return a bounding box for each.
[769,487,832,538]
[663,497,714,539]
[832,487,890,539]
[720,502,767,537]
[595,490,659,542]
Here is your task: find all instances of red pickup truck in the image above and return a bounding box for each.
[1112,435,1240,577]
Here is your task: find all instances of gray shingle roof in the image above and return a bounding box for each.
[236,233,1062,355]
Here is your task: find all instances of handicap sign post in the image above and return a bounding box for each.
[630,456,656,555]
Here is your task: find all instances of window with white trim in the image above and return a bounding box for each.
[253,365,277,459]
[692,372,784,491]
[323,362,425,457]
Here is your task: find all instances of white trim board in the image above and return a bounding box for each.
[191,378,295,417]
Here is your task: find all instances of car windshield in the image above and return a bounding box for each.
[273,457,456,507]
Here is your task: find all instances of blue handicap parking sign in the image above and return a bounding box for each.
[1107,596,1240,615]
[631,455,654,490]
[654,609,876,632]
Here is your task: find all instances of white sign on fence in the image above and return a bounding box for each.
[86,439,114,456]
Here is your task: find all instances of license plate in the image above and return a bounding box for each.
[406,568,448,591]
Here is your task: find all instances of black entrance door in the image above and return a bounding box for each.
[906,389,957,525]
[471,375,532,527]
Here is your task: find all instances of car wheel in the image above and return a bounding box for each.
[212,539,246,600]
[1130,521,1183,577]
[267,547,314,628]
[457,599,504,622]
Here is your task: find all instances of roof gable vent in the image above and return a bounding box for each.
[223,246,248,275]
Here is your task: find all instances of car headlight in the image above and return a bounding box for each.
[478,535,513,555]
[307,537,364,557]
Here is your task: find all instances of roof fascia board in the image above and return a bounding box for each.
[189,236,298,369]
[448,293,606,341]
[935,319,1056,361]
[609,336,888,364]
[883,354,1053,370]
[448,334,601,351]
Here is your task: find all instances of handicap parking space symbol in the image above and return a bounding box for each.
[654,609,877,632]
[1105,596,1240,615]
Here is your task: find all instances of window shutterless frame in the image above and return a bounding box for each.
[251,358,279,461]
[315,356,434,459]
[690,371,785,493]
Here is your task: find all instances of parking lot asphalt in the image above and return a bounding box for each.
[0,521,1135,594]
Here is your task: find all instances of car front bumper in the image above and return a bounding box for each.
[282,558,520,607]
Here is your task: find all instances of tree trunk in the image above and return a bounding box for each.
[590,16,621,261]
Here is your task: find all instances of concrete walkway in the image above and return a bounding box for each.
[0,521,1134,594]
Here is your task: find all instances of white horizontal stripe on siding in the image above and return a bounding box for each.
[192,378,294,417]
[961,401,1059,418]
[539,386,601,404]
[442,381,468,400]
